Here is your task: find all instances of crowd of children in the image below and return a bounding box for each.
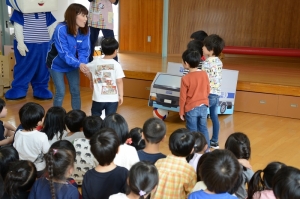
[0,30,300,199]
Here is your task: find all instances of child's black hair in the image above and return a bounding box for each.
[90,128,120,166]
[182,49,201,68]
[273,166,300,199]
[82,116,103,139]
[0,146,19,179]
[0,98,5,113]
[200,149,241,193]
[225,132,251,161]
[203,34,225,56]
[19,102,45,131]
[101,37,119,56]
[186,132,207,162]
[169,128,195,157]
[45,140,76,199]
[129,127,145,151]
[142,118,166,144]
[187,40,204,57]
[42,106,67,140]
[65,110,86,132]
[103,113,129,144]
[248,161,286,199]
[4,160,37,198]
[0,175,3,199]
[127,161,159,199]
[190,30,208,42]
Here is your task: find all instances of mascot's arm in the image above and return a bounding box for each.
[14,23,29,56]
[48,23,56,39]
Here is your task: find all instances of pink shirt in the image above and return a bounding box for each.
[253,190,276,199]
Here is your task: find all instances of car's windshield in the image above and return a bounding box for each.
[154,74,181,89]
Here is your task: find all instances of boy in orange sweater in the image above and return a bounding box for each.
[179,49,211,147]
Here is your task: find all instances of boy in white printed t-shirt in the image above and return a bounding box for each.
[87,38,125,117]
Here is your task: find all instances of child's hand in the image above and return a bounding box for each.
[180,115,185,121]
[238,159,252,169]
[119,96,123,106]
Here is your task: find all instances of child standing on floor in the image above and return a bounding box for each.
[63,110,86,143]
[225,132,254,199]
[137,118,166,164]
[109,161,159,199]
[152,128,197,199]
[29,140,80,199]
[87,38,125,117]
[0,98,16,146]
[82,128,128,199]
[248,161,286,199]
[13,102,50,178]
[202,34,225,149]
[179,49,211,147]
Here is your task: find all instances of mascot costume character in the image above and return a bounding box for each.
[5,0,57,100]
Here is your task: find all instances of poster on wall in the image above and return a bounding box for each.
[148,62,239,115]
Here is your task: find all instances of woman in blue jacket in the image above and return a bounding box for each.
[46,3,90,110]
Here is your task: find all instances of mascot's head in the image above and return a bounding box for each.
[6,0,57,13]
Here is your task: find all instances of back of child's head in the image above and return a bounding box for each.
[203,34,225,56]
[169,128,194,157]
[190,30,208,42]
[101,37,119,56]
[142,118,166,144]
[187,40,204,57]
[45,140,76,198]
[182,49,201,68]
[4,160,37,198]
[0,175,3,199]
[103,113,128,144]
[273,166,300,199]
[0,98,5,113]
[225,132,251,160]
[0,146,19,179]
[186,132,207,162]
[65,109,86,132]
[42,106,67,140]
[200,149,241,193]
[82,116,103,139]
[127,161,159,199]
[90,128,120,166]
[19,102,45,131]
[129,127,145,151]
[248,161,286,199]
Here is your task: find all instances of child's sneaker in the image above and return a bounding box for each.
[210,141,219,149]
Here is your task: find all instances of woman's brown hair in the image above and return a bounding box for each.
[64,3,89,35]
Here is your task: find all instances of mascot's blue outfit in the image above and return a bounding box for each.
[5,10,56,100]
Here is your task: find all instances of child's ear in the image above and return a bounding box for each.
[161,135,166,142]
[203,144,208,152]
[190,148,194,154]
[141,132,145,139]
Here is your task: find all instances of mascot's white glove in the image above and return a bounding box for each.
[14,22,29,56]
[48,23,56,39]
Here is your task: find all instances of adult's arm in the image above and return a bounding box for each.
[54,25,81,68]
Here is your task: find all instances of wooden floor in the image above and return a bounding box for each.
[2,53,300,172]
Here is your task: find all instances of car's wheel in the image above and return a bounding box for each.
[220,103,226,114]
